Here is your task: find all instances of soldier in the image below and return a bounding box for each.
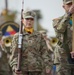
[0,31,12,75]
[39,30,54,75]
[52,39,67,75]
[9,10,52,75]
[53,0,74,75]
[39,30,53,52]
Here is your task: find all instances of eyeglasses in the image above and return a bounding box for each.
[25,18,34,21]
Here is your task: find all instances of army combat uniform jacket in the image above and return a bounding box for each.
[52,13,74,75]
[0,45,12,75]
[53,13,72,54]
[9,30,52,73]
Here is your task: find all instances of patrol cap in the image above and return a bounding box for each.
[23,10,35,19]
[63,0,72,4]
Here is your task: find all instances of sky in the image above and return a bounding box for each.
[0,0,65,37]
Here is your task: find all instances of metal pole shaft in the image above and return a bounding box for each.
[5,0,8,11]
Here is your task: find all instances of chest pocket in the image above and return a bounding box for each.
[22,35,41,51]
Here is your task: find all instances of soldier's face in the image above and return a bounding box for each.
[22,18,34,28]
[63,2,72,12]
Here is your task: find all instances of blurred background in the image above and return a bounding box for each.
[0,0,65,37]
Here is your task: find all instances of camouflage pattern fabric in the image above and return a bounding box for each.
[9,30,52,75]
[53,13,72,51]
[0,46,12,75]
[52,13,74,75]
[13,71,42,75]
[52,44,68,75]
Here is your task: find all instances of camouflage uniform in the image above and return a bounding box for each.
[53,10,74,75]
[39,30,53,53]
[9,30,52,75]
[0,30,12,75]
[52,44,68,75]
[0,45,12,75]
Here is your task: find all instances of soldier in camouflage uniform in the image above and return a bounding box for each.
[53,0,74,75]
[39,30,53,75]
[39,30,53,52]
[9,10,52,75]
[52,41,67,75]
[0,48,12,75]
[0,31,12,75]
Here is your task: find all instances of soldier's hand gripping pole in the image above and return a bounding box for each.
[16,0,24,74]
